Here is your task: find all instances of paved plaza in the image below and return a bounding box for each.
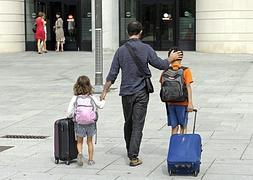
[0,51,253,180]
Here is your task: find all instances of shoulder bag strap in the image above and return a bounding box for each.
[125,43,148,77]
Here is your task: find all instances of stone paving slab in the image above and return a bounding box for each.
[0,51,253,180]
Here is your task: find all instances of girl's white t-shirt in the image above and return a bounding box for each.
[67,95,105,118]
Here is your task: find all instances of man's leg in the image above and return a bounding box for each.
[122,95,134,157]
[128,90,149,162]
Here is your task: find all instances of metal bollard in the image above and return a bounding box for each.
[94,0,103,93]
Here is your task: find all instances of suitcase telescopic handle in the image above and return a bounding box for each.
[192,109,197,134]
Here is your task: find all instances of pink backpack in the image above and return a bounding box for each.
[74,95,97,125]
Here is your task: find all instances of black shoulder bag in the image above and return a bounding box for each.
[125,43,154,93]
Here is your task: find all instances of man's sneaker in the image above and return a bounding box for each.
[129,158,142,167]
[77,154,83,166]
[87,160,95,166]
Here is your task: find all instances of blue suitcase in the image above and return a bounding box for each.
[167,109,202,176]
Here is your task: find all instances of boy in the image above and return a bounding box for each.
[160,47,194,135]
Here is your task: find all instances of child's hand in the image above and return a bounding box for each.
[187,103,194,112]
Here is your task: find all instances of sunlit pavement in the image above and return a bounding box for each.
[0,51,253,180]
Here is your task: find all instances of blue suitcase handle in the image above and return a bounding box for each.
[192,109,197,134]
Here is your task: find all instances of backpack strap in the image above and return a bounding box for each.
[180,66,188,70]
[180,66,188,83]
[89,96,98,116]
[75,95,94,107]
[164,66,188,79]
[88,96,99,123]
[125,43,151,78]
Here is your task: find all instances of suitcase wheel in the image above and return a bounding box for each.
[193,170,199,177]
[55,158,59,164]
[65,161,70,165]
[168,170,173,176]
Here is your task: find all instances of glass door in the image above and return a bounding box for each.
[63,3,78,50]
[141,3,156,48]
[47,1,61,50]
[46,1,78,51]
[139,0,176,50]
[178,0,196,50]
[159,1,176,50]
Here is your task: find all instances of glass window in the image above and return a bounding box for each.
[25,0,36,42]
[25,0,46,50]
[81,0,91,41]
[179,0,195,40]
[119,0,137,43]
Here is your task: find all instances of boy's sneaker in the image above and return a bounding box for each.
[87,160,95,166]
[129,158,142,167]
[77,154,83,166]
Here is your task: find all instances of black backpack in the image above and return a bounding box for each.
[160,66,188,102]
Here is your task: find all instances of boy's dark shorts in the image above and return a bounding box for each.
[166,104,188,128]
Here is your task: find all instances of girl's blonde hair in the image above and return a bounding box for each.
[73,75,93,95]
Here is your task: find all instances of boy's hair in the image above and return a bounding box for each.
[127,21,143,36]
[73,75,93,96]
[168,47,184,58]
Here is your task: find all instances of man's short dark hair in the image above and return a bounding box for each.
[168,46,183,57]
[127,21,143,36]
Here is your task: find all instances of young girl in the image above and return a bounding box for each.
[67,75,105,166]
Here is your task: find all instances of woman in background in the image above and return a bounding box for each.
[35,12,45,54]
[54,12,65,52]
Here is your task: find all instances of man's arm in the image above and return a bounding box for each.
[100,50,120,100]
[100,81,112,100]
[148,48,183,70]
[169,50,183,62]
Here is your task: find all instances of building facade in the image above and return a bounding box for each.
[0,0,253,53]
[0,0,25,53]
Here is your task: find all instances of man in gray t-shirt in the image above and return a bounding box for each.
[101,21,182,167]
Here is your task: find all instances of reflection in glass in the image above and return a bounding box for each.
[179,0,195,40]
[120,0,137,42]
[81,0,91,41]
[67,15,75,41]
[25,0,36,42]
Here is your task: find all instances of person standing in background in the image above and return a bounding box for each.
[54,12,65,52]
[35,12,45,54]
[42,13,48,53]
